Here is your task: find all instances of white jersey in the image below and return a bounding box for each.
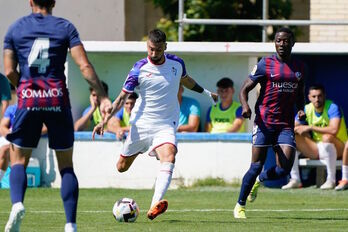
[123,53,187,127]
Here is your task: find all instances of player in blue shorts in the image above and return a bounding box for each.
[234,27,307,219]
[3,0,111,231]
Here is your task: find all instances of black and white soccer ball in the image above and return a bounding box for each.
[112,197,140,222]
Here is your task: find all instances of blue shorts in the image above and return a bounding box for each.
[252,124,296,148]
[6,108,74,150]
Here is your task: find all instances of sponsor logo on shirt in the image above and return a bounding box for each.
[213,118,230,123]
[21,88,63,99]
[295,72,302,80]
[27,106,62,112]
[272,82,298,92]
[172,67,177,76]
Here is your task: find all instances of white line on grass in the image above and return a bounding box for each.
[1,208,348,214]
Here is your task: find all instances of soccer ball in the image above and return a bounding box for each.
[112,197,140,222]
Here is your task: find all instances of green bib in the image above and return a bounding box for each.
[305,100,347,143]
[92,107,106,129]
[120,109,131,127]
[210,101,246,133]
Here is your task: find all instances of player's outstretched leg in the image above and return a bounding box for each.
[56,149,78,232]
[5,164,27,232]
[235,162,263,219]
[60,168,79,232]
[147,161,174,220]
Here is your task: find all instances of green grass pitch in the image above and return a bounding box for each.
[1,186,348,231]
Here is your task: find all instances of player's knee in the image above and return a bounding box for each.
[159,153,176,163]
[321,134,335,143]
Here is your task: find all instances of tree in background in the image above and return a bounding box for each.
[152,0,295,42]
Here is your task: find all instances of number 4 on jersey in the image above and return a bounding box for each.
[28,38,50,74]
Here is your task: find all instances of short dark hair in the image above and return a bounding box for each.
[148,29,166,43]
[275,27,295,42]
[33,0,55,8]
[89,81,108,95]
[309,84,325,94]
[128,92,138,100]
[216,77,234,88]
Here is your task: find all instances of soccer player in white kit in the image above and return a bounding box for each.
[93,29,218,220]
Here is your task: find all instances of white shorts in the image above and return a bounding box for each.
[0,136,10,147]
[121,123,177,157]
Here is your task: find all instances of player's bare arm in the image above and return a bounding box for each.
[1,100,9,116]
[74,94,98,131]
[92,91,129,139]
[311,117,341,135]
[3,49,20,87]
[177,115,200,132]
[0,117,11,137]
[239,78,257,119]
[180,75,218,103]
[227,118,244,132]
[107,117,128,140]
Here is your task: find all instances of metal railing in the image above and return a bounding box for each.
[177,0,348,42]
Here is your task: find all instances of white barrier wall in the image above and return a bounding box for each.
[68,41,348,133]
[67,42,259,131]
[31,133,252,189]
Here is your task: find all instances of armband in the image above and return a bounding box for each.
[203,88,212,97]
[191,83,204,93]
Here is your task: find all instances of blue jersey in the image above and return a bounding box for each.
[179,96,200,127]
[3,13,82,110]
[249,54,306,130]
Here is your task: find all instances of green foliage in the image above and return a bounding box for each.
[192,177,228,187]
[189,177,241,188]
[152,0,294,42]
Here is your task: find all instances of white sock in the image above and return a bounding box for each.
[0,169,5,182]
[342,165,348,181]
[65,222,77,232]
[290,150,301,182]
[151,162,174,207]
[318,142,337,183]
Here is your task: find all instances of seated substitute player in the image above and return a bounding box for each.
[0,73,11,184]
[177,84,201,132]
[0,104,47,184]
[0,73,11,116]
[93,29,218,220]
[3,0,111,231]
[282,84,347,190]
[336,141,348,190]
[0,104,17,184]
[205,77,245,133]
[74,81,111,131]
[107,92,138,140]
[234,27,306,219]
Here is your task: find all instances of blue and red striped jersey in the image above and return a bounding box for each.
[249,54,306,130]
[3,13,82,110]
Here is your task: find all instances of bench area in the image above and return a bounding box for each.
[299,158,342,187]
